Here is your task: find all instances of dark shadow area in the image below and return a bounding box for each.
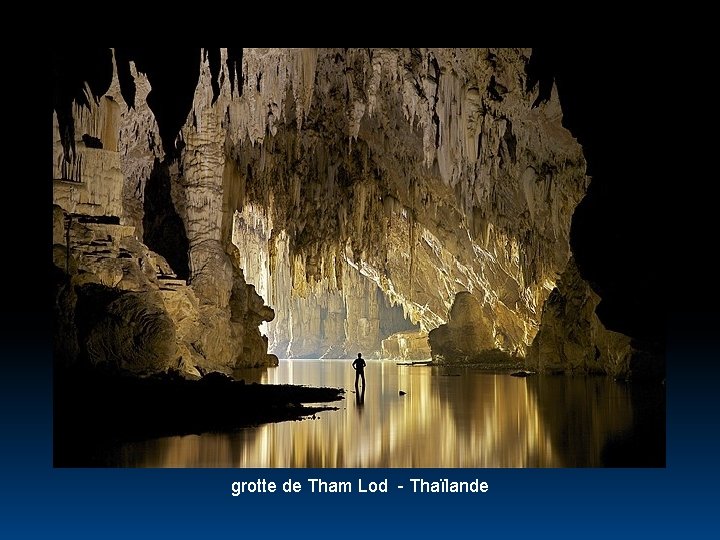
[52,47,113,161]
[529,47,662,349]
[525,47,555,106]
[226,48,244,98]
[142,158,190,280]
[54,367,344,467]
[72,283,123,363]
[114,47,201,158]
[601,380,666,466]
[527,374,665,467]
[205,47,221,104]
[81,133,103,149]
[53,46,202,161]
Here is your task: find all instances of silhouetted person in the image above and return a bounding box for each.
[352,352,366,389]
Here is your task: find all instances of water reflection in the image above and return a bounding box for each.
[355,385,365,413]
[116,359,643,467]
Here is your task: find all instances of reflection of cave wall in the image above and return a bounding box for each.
[526,375,634,466]
[403,365,643,466]
[526,375,664,466]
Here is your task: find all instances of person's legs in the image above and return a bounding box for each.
[360,371,365,388]
[355,371,360,388]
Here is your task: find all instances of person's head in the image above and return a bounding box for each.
[357,353,362,359]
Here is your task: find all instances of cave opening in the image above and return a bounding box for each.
[51,47,665,469]
[50,47,665,376]
[231,207,420,360]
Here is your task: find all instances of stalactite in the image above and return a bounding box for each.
[54,48,590,372]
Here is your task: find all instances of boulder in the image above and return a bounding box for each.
[428,292,495,361]
[526,257,635,377]
[85,290,177,375]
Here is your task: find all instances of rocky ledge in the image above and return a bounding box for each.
[54,367,344,467]
[53,204,278,378]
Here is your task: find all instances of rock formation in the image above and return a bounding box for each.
[428,292,494,361]
[525,258,634,377]
[219,48,587,359]
[52,201,277,376]
[232,204,417,357]
[382,331,431,361]
[52,53,278,375]
[55,48,645,376]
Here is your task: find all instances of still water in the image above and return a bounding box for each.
[116,359,664,467]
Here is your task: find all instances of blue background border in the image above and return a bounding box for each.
[1,54,713,538]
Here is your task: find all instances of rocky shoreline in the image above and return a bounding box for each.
[54,367,344,467]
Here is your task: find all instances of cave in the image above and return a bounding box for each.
[52,48,664,467]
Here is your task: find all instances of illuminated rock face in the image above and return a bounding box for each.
[51,202,277,376]
[52,57,277,374]
[381,332,431,361]
[53,48,591,372]
[219,48,587,358]
[526,258,634,378]
[232,206,417,357]
[428,291,496,361]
